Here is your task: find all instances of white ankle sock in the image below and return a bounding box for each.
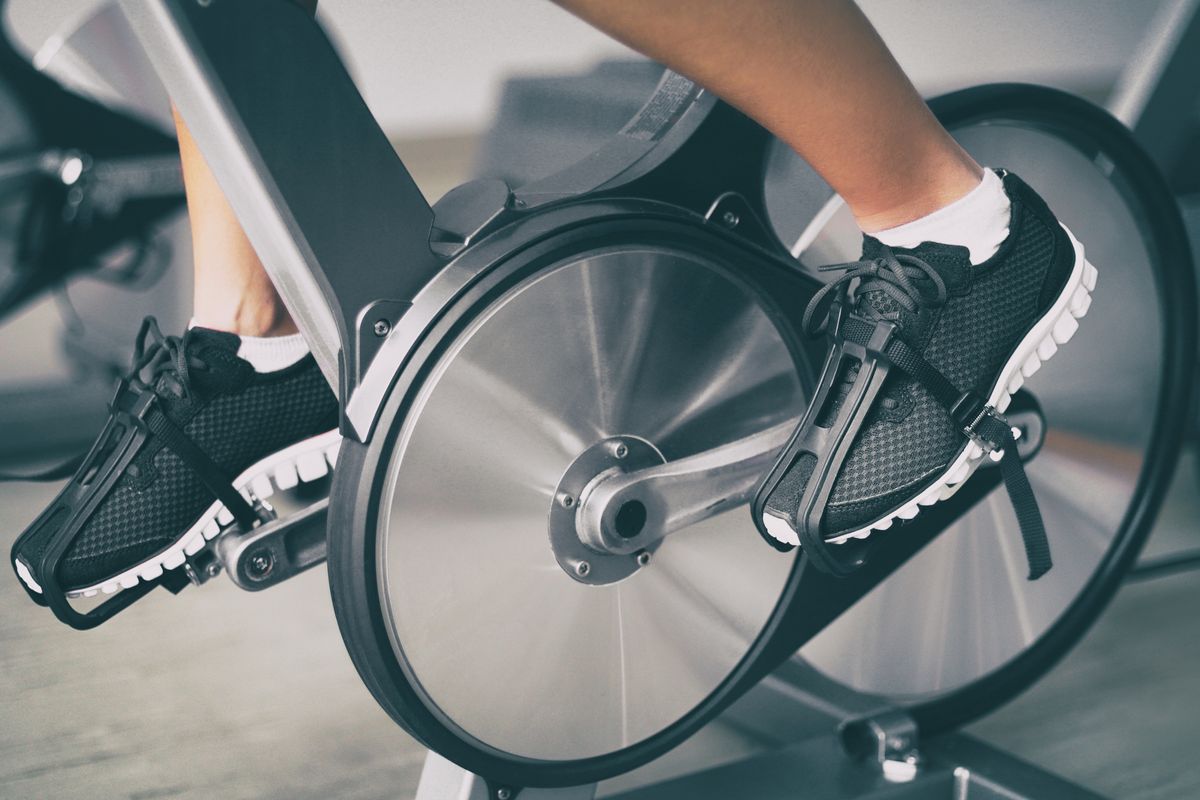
[871,168,1011,265]
[236,332,310,372]
[188,318,310,373]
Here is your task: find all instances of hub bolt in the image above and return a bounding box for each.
[609,441,629,459]
[373,319,391,337]
[246,550,274,581]
[557,492,575,509]
[575,561,591,577]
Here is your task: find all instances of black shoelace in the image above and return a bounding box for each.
[806,248,1052,580]
[802,250,949,336]
[127,316,212,400]
[0,316,211,483]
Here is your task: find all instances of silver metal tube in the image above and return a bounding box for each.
[119,0,343,386]
[577,420,796,554]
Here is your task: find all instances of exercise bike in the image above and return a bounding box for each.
[94,1,1198,796]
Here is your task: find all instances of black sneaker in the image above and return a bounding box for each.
[753,171,1096,579]
[10,317,339,618]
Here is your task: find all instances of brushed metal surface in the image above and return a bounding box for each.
[378,248,805,760]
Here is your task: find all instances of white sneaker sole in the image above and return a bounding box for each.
[763,223,1096,548]
[15,429,342,599]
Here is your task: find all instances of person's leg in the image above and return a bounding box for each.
[552,0,981,233]
[177,0,317,339]
[10,0,339,609]
[555,0,1089,576]
[175,106,296,337]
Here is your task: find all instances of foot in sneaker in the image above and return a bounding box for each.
[9,317,338,623]
[753,170,1096,579]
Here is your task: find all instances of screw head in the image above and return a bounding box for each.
[636,550,651,567]
[205,562,221,579]
[575,561,591,577]
[246,550,274,580]
[372,319,391,337]
[604,441,633,460]
[557,492,575,509]
[721,210,740,228]
[496,789,513,800]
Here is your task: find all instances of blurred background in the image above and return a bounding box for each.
[0,1,1197,798]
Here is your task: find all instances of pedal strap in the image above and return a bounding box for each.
[843,324,1052,579]
[142,405,259,531]
[972,412,1052,579]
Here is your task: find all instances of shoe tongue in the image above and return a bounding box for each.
[854,236,972,327]
[174,326,254,394]
[184,326,241,354]
[860,235,972,278]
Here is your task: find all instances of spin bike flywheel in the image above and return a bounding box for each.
[330,200,818,786]
[327,82,1193,789]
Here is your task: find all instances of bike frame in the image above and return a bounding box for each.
[116,0,1196,788]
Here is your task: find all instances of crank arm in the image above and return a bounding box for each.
[577,420,796,555]
[213,498,328,591]
[577,390,1047,557]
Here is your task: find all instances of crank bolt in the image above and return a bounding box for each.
[557,492,575,509]
[575,561,591,577]
[636,550,652,567]
[496,789,513,800]
[246,550,274,581]
[372,319,391,337]
[722,210,740,228]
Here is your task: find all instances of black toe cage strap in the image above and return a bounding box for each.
[844,323,1052,580]
[972,413,1052,579]
[143,407,259,531]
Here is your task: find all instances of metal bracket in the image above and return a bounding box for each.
[182,547,222,587]
[839,708,923,784]
[704,190,781,253]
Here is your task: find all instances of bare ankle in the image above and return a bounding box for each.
[193,298,298,338]
[852,155,984,234]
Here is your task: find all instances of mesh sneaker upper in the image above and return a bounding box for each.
[50,328,338,588]
[766,173,1068,537]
